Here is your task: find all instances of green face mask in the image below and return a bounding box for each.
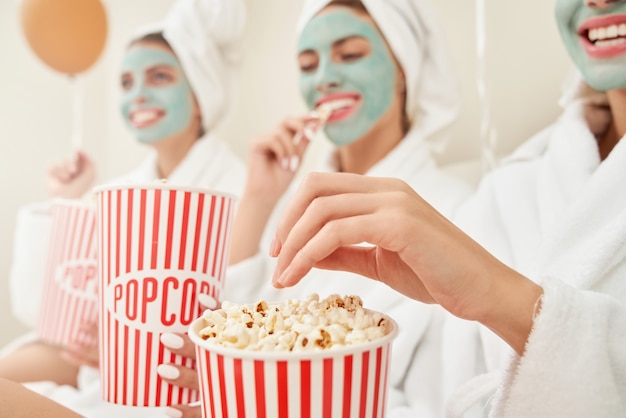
[556,0,626,91]
[298,10,398,146]
[119,46,195,144]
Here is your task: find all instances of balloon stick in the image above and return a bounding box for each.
[71,75,84,150]
[476,0,497,174]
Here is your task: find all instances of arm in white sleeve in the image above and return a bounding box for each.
[491,277,626,418]
[385,309,444,418]
[222,252,283,304]
[9,203,53,329]
[375,301,446,418]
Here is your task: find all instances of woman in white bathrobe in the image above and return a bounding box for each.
[1,0,247,416]
[159,1,470,417]
[271,0,626,417]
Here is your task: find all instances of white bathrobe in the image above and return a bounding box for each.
[7,134,245,417]
[223,126,473,417]
[433,88,626,417]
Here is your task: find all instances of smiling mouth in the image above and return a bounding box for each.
[584,23,626,47]
[315,97,360,122]
[130,108,164,128]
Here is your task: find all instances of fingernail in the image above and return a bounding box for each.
[289,155,299,172]
[273,266,291,288]
[164,407,183,418]
[279,266,290,286]
[157,364,180,380]
[304,125,317,140]
[272,270,283,288]
[198,293,218,310]
[160,333,184,350]
[269,236,281,257]
[281,157,289,170]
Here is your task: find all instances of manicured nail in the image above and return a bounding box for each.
[304,124,318,140]
[157,364,180,380]
[280,266,291,286]
[271,267,282,287]
[289,155,299,172]
[198,293,218,310]
[160,333,184,350]
[269,236,281,257]
[164,407,183,418]
[273,266,291,288]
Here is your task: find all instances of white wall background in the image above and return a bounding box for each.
[0,0,570,346]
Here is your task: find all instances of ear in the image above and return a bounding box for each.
[396,68,407,94]
[190,94,205,137]
[191,94,203,125]
[192,95,201,117]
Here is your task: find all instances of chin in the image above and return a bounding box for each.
[583,68,626,92]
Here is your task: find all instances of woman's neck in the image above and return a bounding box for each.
[153,130,199,178]
[602,88,626,160]
[337,116,404,175]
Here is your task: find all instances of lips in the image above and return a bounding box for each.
[578,14,626,59]
[129,108,164,129]
[315,93,361,123]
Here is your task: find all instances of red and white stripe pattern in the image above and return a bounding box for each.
[97,186,235,407]
[37,201,98,347]
[195,343,393,418]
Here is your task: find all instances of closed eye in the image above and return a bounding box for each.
[298,51,319,74]
[341,52,366,62]
[120,73,133,91]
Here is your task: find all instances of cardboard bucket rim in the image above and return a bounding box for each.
[189,307,399,361]
[93,183,238,201]
[51,197,97,209]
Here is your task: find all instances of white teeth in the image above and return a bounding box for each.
[132,110,159,124]
[317,98,356,116]
[588,23,626,43]
[595,37,626,47]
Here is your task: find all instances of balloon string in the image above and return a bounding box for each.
[476,0,497,174]
[71,75,84,150]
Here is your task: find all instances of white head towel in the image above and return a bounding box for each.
[132,0,247,132]
[297,0,460,153]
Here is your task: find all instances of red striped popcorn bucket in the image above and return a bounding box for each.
[189,310,398,418]
[95,184,236,406]
[37,198,98,347]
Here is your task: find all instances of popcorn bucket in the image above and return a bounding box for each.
[189,308,398,418]
[95,184,236,406]
[37,199,98,347]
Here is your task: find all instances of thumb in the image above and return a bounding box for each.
[68,151,83,174]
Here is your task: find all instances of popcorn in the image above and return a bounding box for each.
[197,294,390,352]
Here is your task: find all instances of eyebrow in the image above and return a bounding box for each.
[333,35,363,48]
[298,35,367,55]
[146,64,176,72]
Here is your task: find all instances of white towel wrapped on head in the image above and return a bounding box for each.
[298,0,459,153]
[133,0,247,132]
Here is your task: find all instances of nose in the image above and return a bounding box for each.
[585,0,621,9]
[130,78,149,104]
[315,57,343,93]
[133,95,147,105]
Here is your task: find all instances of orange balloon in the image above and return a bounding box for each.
[20,0,108,75]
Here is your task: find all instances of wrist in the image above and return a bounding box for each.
[477,266,544,355]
